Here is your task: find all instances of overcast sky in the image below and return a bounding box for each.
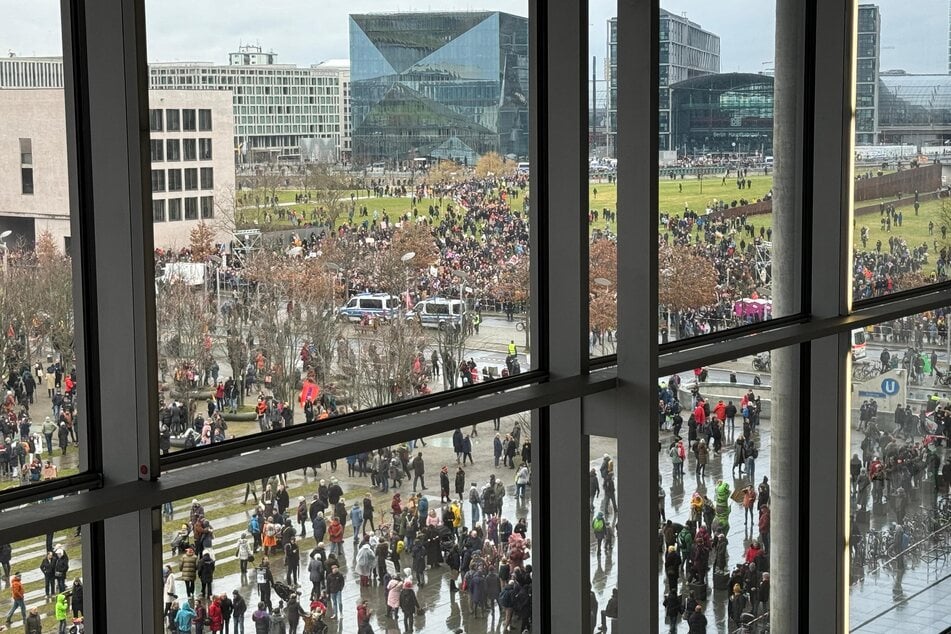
[2,0,948,75]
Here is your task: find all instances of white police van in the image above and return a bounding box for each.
[407,297,466,329]
[337,293,400,322]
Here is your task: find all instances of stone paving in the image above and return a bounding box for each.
[652,416,772,634]
[163,415,542,634]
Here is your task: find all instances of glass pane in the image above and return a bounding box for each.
[160,414,535,632]
[654,2,786,343]
[589,436,619,632]
[589,0,618,358]
[659,351,780,632]
[0,0,85,490]
[852,2,949,300]
[145,3,533,452]
[0,523,86,629]
[849,308,951,629]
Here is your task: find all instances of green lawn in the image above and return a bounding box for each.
[852,197,947,275]
[236,191,528,231]
[587,176,775,237]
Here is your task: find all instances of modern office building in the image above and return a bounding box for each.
[669,72,774,156]
[876,72,951,145]
[149,45,350,163]
[147,90,235,248]
[0,89,72,250]
[0,88,233,250]
[856,4,881,145]
[349,11,529,167]
[606,11,720,155]
[0,55,65,89]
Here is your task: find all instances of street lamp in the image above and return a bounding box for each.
[451,269,469,313]
[401,252,416,311]
[324,262,341,312]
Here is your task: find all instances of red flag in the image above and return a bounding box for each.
[299,378,320,406]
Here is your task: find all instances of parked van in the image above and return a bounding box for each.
[407,297,466,329]
[517,161,530,175]
[338,293,400,322]
[851,328,867,361]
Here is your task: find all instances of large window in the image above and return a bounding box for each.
[147,0,534,457]
[0,2,938,632]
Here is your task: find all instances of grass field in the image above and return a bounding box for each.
[852,197,948,276]
[588,176,775,236]
[235,176,779,238]
[236,190,529,231]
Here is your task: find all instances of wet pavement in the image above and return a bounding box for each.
[163,416,541,633]
[652,414,772,634]
[847,418,951,633]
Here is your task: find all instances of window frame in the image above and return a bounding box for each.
[0,2,906,633]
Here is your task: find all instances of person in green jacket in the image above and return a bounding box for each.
[55,593,69,634]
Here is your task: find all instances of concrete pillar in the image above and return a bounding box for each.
[771,0,806,630]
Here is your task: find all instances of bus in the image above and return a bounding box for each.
[851,328,867,361]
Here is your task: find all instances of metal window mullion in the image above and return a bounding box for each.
[73,0,159,630]
[531,0,590,630]
[615,0,659,630]
[809,0,854,628]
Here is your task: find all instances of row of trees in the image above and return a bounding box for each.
[0,232,75,374]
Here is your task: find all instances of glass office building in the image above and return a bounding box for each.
[606,11,719,155]
[349,11,529,167]
[669,72,774,156]
[877,73,951,145]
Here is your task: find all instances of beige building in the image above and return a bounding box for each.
[0,88,234,250]
[0,89,72,250]
[147,90,235,249]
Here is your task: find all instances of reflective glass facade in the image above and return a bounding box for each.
[878,74,951,143]
[350,11,529,166]
[670,73,774,155]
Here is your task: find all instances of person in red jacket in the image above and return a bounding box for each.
[327,517,344,558]
[4,573,25,625]
[207,595,224,633]
[693,400,707,428]
[356,599,371,630]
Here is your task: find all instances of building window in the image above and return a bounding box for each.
[149,108,163,132]
[200,195,214,219]
[184,168,199,191]
[198,138,213,160]
[150,139,164,162]
[21,168,33,195]
[166,109,180,131]
[152,199,166,222]
[200,167,214,190]
[199,109,212,131]
[151,169,165,192]
[168,198,182,221]
[182,109,197,131]
[166,139,181,161]
[184,197,198,220]
[19,138,32,165]
[183,139,197,161]
[167,169,182,191]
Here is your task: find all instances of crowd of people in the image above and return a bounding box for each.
[161,424,535,633]
[655,374,771,632]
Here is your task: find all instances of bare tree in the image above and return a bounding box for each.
[155,278,216,412]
